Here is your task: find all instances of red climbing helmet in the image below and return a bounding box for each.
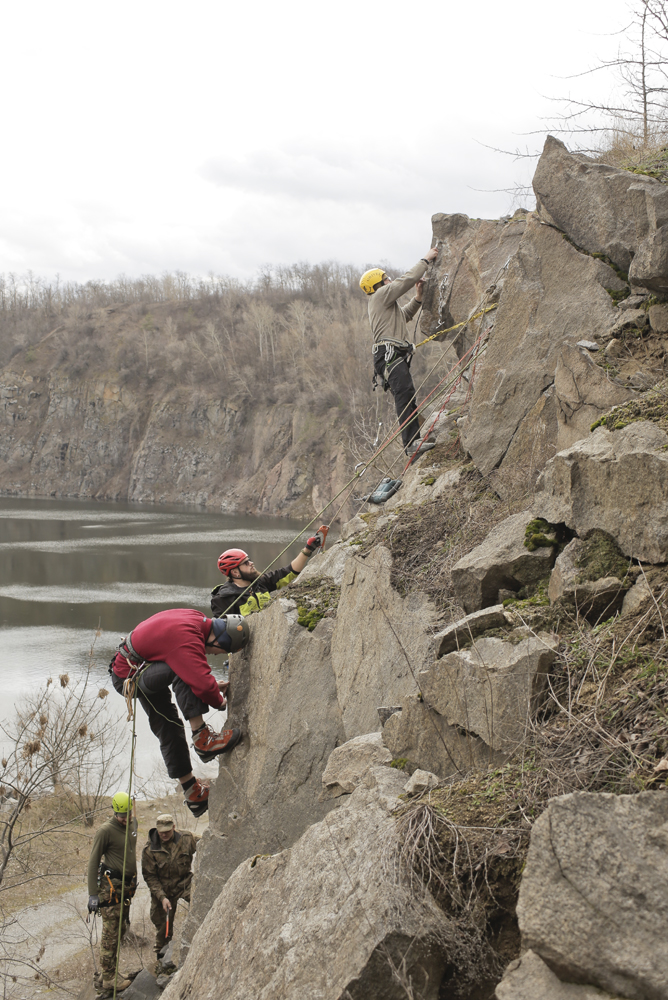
[217,548,249,575]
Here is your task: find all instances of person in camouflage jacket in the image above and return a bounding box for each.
[140,813,199,958]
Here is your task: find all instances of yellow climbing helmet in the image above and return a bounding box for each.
[112,791,131,814]
[359,268,386,295]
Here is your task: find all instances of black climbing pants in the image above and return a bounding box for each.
[111,662,209,779]
[373,351,421,452]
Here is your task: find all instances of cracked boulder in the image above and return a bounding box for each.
[321,733,392,798]
[517,791,668,1000]
[421,631,558,751]
[452,512,557,613]
[180,598,345,957]
[383,629,557,774]
[554,344,633,450]
[536,421,668,563]
[548,533,631,620]
[163,768,450,1000]
[533,134,668,271]
[382,693,503,779]
[460,213,624,478]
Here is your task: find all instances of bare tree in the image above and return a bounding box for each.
[548,1,668,150]
[0,665,127,890]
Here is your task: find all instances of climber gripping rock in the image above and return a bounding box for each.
[360,247,439,457]
[211,533,323,617]
[109,608,249,816]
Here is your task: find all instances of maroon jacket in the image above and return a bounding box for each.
[112,608,223,709]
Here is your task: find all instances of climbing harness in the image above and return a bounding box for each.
[98,867,137,907]
[371,339,415,392]
[111,632,149,722]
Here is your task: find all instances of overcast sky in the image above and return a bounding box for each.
[0,0,636,283]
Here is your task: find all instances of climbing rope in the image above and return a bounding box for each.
[112,683,138,1000]
[413,303,497,348]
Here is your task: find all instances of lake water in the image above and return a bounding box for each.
[0,497,312,793]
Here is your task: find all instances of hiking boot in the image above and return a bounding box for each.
[406,439,436,457]
[192,724,242,762]
[101,975,132,992]
[184,778,210,817]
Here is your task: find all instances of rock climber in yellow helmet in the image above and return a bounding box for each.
[360,246,438,457]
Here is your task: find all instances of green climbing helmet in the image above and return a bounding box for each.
[112,791,131,814]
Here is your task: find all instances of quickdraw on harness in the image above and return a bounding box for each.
[371,338,415,392]
[98,865,137,907]
[113,631,149,722]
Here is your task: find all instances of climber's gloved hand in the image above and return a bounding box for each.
[304,534,322,554]
[88,895,99,913]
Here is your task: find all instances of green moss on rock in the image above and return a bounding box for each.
[591,390,668,434]
[524,518,559,552]
[575,530,631,584]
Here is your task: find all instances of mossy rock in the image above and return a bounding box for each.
[524,518,558,552]
[574,530,632,585]
[390,758,408,770]
[591,390,668,434]
[606,287,631,305]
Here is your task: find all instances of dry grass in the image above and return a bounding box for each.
[597,130,668,181]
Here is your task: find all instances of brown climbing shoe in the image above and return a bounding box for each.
[184,777,210,817]
[101,975,132,992]
[192,724,242,762]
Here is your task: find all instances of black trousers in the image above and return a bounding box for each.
[112,663,209,779]
[373,351,421,451]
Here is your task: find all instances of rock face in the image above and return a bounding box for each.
[419,212,527,352]
[321,732,392,798]
[0,369,352,518]
[536,422,668,562]
[533,135,668,271]
[421,632,559,750]
[459,214,624,477]
[496,950,624,1000]
[517,791,668,1000]
[164,767,449,1000]
[629,225,668,293]
[553,343,632,451]
[331,546,437,738]
[180,599,345,956]
[548,536,629,620]
[184,546,435,950]
[452,512,557,613]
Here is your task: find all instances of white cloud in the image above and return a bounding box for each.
[0,0,632,281]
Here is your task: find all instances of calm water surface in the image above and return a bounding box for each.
[0,497,311,790]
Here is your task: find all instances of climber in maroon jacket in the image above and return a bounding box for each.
[109,608,249,816]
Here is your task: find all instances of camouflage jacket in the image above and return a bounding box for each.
[141,829,199,903]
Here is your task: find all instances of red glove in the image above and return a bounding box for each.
[305,534,322,553]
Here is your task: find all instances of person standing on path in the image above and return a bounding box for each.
[360,247,439,456]
[86,792,138,994]
[211,532,323,617]
[109,609,249,817]
[141,813,199,971]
